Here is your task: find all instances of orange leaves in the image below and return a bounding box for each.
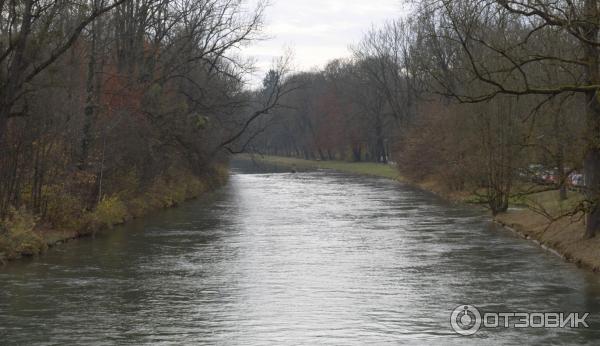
[100,64,144,120]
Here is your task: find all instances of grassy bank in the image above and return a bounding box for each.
[0,165,229,265]
[241,154,472,202]
[244,154,402,179]
[243,155,598,272]
[495,189,600,271]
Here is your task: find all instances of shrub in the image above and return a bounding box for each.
[44,184,87,230]
[0,207,46,258]
[165,180,187,206]
[145,175,186,208]
[211,164,230,186]
[127,196,151,218]
[186,178,206,199]
[90,196,128,229]
[112,168,140,202]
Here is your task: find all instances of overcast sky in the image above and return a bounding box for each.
[240,0,410,87]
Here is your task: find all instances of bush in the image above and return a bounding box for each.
[185,178,206,199]
[163,178,187,207]
[112,168,140,202]
[44,184,87,230]
[0,207,46,259]
[89,196,128,229]
[127,196,151,218]
[146,175,186,208]
[125,172,203,216]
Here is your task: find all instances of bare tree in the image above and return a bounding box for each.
[416,0,600,238]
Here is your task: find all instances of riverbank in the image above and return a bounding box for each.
[0,165,229,265]
[240,155,600,272]
[238,154,472,202]
[495,199,600,272]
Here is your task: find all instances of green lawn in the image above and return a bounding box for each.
[239,155,584,215]
[518,188,585,216]
[238,155,403,180]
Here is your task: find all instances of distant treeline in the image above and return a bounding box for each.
[252,1,600,238]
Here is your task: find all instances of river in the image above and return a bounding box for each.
[1,162,600,345]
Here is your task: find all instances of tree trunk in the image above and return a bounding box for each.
[0,0,33,146]
[376,136,387,163]
[374,115,387,163]
[552,102,568,201]
[559,171,568,201]
[317,148,326,160]
[584,148,600,238]
[0,115,6,146]
[557,142,567,201]
[582,0,600,238]
[559,180,568,201]
[352,144,362,162]
[80,14,99,169]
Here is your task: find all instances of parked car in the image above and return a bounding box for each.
[569,172,585,190]
[541,170,558,185]
[528,164,546,184]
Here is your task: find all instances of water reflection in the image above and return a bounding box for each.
[1,165,600,345]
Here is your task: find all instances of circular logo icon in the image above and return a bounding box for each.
[450,305,482,335]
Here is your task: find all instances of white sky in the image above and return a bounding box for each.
[240,0,410,87]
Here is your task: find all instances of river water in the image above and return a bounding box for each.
[1,162,600,345]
